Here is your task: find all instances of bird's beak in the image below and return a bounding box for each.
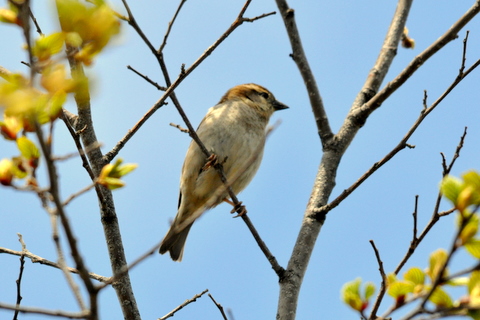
[273,100,289,111]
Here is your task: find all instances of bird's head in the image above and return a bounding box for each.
[219,83,288,119]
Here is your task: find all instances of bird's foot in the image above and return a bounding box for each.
[230,201,247,217]
[202,153,218,171]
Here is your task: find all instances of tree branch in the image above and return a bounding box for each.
[274,0,332,145]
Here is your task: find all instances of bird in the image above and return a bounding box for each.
[159,83,288,261]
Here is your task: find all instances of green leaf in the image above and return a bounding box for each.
[468,271,480,295]
[341,278,362,311]
[428,249,448,281]
[364,282,376,300]
[465,239,480,259]
[463,171,480,206]
[387,281,414,298]
[404,267,425,285]
[429,287,453,308]
[460,214,480,245]
[16,136,40,162]
[440,175,462,205]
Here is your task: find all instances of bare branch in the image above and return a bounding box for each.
[158,0,187,53]
[274,1,332,144]
[0,302,89,319]
[169,122,189,133]
[368,240,387,319]
[127,65,167,90]
[159,289,209,320]
[0,248,109,282]
[107,0,276,162]
[13,240,26,320]
[355,2,480,120]
[208,293,229,320]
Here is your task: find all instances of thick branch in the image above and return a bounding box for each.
[354,0,480,120]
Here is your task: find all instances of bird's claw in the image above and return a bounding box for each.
[231,202,247,217]
[202,154,218,171]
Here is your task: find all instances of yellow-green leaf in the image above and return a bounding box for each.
[364,282,376,300]
[17,136,40,162]
[33,32,65,61]
[440,175,462,205]
[460,214,480,245]
[465,239,480,259]
[404,267,425,285]
[428,249,448,281]
[429,287,453,308]
[341,278,362,311]
[387,281,414,298]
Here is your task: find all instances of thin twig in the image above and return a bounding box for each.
[169,122,189,133]
[355,3,480,119]
[159,289,209,320]
[459,30,469,75]
[49,208,87,310]
[275,1,332,144]
[127,65,167,90]
[107,0,275,162]
[62,183,96,207]
[393,127,468,276]
[158,0,187,53]
[368,240,387,320]
[28,6,42,35]
[208,293,228,320]
[0,302,90,319]
[13,236,26,320]
[314,54,479,219]
[60,109,95,181]
[97,240,164,289]
[34,122,99,316]
[0,247,109,282]
[413,195,419,242]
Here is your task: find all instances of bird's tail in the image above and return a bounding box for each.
[159,222,193,262]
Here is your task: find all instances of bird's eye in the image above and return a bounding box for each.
[259,92,269,99]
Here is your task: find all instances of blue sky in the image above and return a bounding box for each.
[1,1,480,319]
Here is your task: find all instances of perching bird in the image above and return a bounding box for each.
[159,83,288,261]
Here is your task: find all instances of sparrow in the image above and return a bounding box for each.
[159,83,288,261]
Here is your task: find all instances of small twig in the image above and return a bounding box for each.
[97,240,164,289]
[13,236,26,320]
[0,247,109,282]
[413,195,418,241]
[49,208,86,310]
[62,183,96,207]
[158,0,187,53]
[159,289,209,320]
[108,0,275,162]
[0,302,90,319]
[314,52,479,219]
[393,127,468,275]
[355,1,480,119]
[28,6,42,35]
[422,90,428,109]
[208,293,228,320]
[60,110,95,180]
[169,122,189,133]
[459,31,469,75]
[438,207,456,217]
[127,65,167,90]
[368,240,387,319]
[444,127,467,175]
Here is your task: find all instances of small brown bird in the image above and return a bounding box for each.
[159,83,288,261]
